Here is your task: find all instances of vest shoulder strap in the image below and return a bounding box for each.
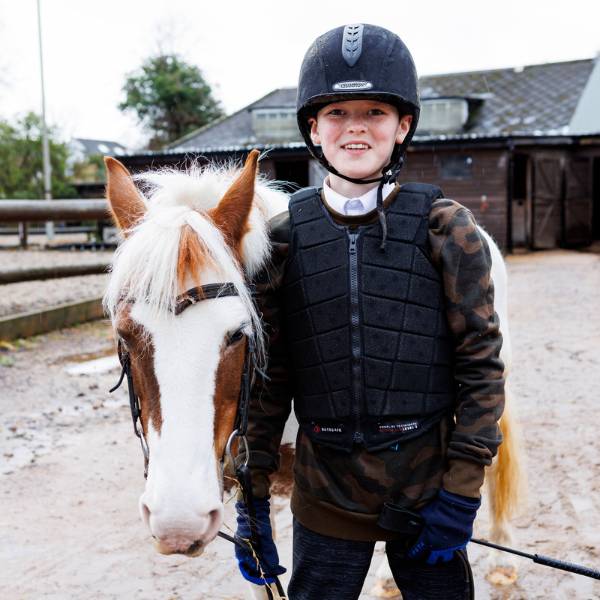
[290,186,320,206]
[401,182,445,201]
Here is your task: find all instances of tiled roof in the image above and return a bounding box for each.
[162,58,598,154]
[170,88,300,152]
[418,58,595,136]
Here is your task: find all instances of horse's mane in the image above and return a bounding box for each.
[103,160,288,367]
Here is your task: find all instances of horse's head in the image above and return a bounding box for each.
[103,152,284,557]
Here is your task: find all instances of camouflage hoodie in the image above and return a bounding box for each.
[241,184,505,542]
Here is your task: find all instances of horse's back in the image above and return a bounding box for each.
[479,226,511,370]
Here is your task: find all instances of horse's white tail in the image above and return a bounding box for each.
[481,226,528,527]
[484,367,529,583]
[488,371,528,527]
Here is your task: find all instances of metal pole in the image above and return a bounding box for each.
[18,222,28,249]
[37,0,54,242]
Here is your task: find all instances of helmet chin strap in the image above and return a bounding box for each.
[326,157,405,252]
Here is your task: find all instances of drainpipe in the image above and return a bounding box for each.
[506,139,514,254]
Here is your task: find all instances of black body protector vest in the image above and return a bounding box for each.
[282,184,456,452]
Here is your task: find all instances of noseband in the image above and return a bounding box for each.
[109,281,263,481]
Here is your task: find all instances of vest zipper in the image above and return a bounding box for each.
[348,232,362,444]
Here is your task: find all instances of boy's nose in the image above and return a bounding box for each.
[347,118,367,133]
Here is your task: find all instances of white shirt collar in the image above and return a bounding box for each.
[322,176,396,216]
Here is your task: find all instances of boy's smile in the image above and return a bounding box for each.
[309,100,412,196]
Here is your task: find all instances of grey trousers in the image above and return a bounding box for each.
[287,518,469,600]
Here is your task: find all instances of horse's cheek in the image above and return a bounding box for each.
[212,340,246,462]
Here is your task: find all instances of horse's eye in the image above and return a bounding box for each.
[115,332,132,351]
[227,325,246,346]
[120,337,133,349]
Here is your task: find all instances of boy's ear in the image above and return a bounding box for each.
[308,117,321,146]
[396,115,413,144]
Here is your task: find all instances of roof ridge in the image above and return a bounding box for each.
[420,57,595,80]
[72,137,127,145]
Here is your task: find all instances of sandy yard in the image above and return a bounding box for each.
[0,243,113,318]
[0,249,599,600]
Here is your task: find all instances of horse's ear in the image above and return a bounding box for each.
[210,150,259,248]
[104,157,146,236]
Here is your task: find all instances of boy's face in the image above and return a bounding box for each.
[308,100,412,182]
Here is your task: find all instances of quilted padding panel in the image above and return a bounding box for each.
[284,185,455,451]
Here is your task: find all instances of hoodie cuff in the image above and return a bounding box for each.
[442,458,485,499]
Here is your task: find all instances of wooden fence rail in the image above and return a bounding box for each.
[0,199,109,222]
[0,263,110,285]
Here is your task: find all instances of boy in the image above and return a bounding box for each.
[235,24,504,600]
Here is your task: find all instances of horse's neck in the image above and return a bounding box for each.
[255,187,289,221]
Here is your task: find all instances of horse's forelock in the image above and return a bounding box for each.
[131,162,274,277]
[177,221,215,291]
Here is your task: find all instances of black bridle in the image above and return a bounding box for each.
[110,281,263,479]
[109,282,287,598]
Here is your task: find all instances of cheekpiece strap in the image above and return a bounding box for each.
[234,341,253,436]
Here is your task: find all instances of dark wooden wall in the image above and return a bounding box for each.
[402,148,509,249]
[120,142,600,251]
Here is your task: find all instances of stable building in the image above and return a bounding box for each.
[120,57,600,252]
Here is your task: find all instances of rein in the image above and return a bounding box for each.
[109,281,286,598]
[110,346,149,477]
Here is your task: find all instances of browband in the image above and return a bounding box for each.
[174,282,240,315]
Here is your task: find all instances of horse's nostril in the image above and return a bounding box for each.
[140,501,151,527]
[206,508,224,539]
[185,539,204,555]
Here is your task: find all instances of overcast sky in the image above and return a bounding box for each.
[1,0,599,150]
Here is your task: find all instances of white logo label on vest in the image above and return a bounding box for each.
[378,421,418,434]
[332,81,373,91]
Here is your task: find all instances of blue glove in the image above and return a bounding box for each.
[407,489,481,564]
[235,495,286,585]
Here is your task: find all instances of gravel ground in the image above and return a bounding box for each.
[0,232,112,249]
[0,248,113,270]
[0,274,109,318]
[0,249,599,600]
[0,247,113,318]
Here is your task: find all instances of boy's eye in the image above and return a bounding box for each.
[327,109,345,115]
[368,109,384,115]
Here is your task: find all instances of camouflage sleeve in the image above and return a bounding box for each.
[429,200,505,498]
[239,211,294,498]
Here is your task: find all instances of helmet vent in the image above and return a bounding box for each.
[342,24,364,67]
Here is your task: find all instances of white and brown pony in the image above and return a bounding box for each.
[103,151,527,598]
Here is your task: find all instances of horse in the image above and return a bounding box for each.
[103,151,527,599]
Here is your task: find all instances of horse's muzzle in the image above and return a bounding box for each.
[153,535,207,557]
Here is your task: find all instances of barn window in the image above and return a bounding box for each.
[252,108,300,140]
[440,155,473,179]
[417,99,469,134]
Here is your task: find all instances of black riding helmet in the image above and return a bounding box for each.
[296,24,421,249]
